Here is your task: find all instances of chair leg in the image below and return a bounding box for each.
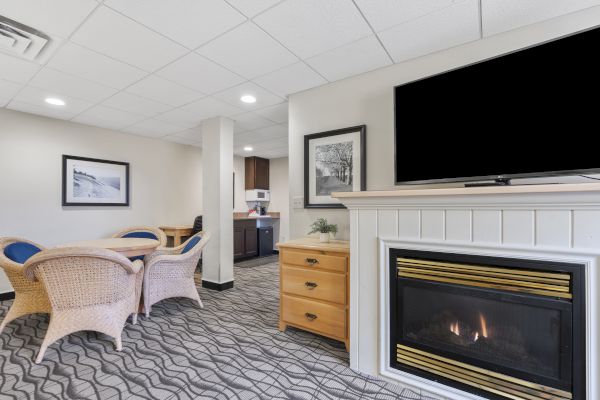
[0,306,26,334]
[115,335,122,351]
[131,313,138,325]
[145,306,150,318]
[197,297,204,309]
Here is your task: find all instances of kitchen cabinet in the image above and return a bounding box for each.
[234,219,257,260]
[245,156,269,190]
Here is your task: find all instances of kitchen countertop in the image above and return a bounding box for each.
[233,212,280,220]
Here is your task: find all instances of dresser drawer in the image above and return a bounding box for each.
[281,266,345,304]
[281,250,347,273]
[281,295,345,339]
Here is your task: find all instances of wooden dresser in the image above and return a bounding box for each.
[277,238,350,350]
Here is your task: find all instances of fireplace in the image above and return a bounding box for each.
[389,249,586,400]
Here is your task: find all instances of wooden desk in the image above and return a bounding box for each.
[160,226,193,247]
[277,238,350,350]
[60,238,159,258]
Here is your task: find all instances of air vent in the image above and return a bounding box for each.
[0,15,50,61]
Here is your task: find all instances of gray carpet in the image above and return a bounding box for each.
[0,259,429,400]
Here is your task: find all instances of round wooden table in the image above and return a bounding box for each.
[60,238,160,258]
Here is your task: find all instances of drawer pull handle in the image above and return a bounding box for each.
[305,258,319,265]
[304,281,318,289]
[305,313,318,321]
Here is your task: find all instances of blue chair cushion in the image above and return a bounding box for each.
[122,231,158,240]
[128,256,145,262]
[182,236,201,254]
[4,242,42,264]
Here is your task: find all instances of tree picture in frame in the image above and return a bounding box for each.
[304,125,366,208]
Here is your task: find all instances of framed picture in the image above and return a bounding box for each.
[304,125,366,208]
[62,155,129,206]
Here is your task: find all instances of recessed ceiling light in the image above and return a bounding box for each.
[240,95,256,104]
[243,146,253,151]
[45,97,65,106]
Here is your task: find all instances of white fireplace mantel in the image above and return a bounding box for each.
[334,183,600,400]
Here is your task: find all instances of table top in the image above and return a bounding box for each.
[159,225,193,231]
[60,238,160,252]
[277,237,350,253]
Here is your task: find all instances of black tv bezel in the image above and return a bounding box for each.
[393,26,600,186]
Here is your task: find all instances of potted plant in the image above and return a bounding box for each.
[308,218,338,243]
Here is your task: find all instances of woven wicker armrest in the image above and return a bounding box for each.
[0,237,46,274]
[24,247,138,281]
[131,259,143,275]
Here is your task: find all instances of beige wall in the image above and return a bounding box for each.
[0,108,202,293]
[269,157,289,244]
[233,155,247,212]
[288,7,600,240]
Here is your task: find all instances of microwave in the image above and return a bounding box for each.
[245,189,270,202]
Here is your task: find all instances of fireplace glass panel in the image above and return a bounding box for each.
[401,284,562,380]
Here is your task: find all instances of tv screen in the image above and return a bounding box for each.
[394,27,600,185]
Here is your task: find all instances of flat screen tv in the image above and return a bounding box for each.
[394,27,600,185]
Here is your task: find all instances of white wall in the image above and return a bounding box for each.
[288,6,600,241]
[269,157,289,244]
[0,108,202,293]
[233,155,247,212]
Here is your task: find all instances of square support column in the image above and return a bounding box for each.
[201,117,234,290]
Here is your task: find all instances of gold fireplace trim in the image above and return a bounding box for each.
[397,258,572,299]
[396,344,572,400]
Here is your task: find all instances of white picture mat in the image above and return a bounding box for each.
[65,158,127,204]
[308,130,362,205]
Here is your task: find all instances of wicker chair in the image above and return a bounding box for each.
[142,232,210,318]
[23,247,143,364]
[0,237,51,334]
[112,226,167,247]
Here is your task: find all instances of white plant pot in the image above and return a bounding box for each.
[319,233,330,243]
[329,232,336,240]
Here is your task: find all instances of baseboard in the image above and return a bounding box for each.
[202,280,234,291]
[0,291,15,301]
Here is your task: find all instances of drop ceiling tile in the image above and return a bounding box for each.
[70,6,188,71]
[306,36,391,81]
[103,0,246,49]
[46,42,147,89]
[254,102,288,123]
[0,79,22,106]
[180,96,244,119]
[232,112,276,133]
[379,0,481,63]
[102,92,172,117]
[212,82,283,110]
[0,0,97,38]
[235,136,287,152]
[254,0,372,58]
[482,0,600,37]
[7,100,78,120]
[172,127,203,141]
[28,67,117,103]
[235,123,287,143]
[72,105,147,130]
[197,22,298,79]
[354,0,457,32]
[154,108,203,128]
[122,118,183,137]
[11,86,94,115]
[253,62,327,97]
[156,52,244,94]
[0,53,40,83]
[227,0,282,18]
[126,75,204,107]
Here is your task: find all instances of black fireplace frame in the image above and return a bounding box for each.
[389,248,586,400]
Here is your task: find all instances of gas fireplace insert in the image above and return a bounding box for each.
[389,249,585,400]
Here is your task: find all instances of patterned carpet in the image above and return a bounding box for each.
[0,259,431,400]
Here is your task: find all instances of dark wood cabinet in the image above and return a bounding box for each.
[234,219,257,260]
[245,156,270,190]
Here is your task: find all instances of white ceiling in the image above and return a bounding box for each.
[1,0,598,158]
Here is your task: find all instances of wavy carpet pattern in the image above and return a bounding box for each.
[0,260,436,400]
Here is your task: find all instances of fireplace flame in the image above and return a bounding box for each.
[450,322,460,336]
[473,331,479,342]
[479,313,488,338]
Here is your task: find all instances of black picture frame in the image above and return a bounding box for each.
[62,155,130,207]
[304,125,366,209]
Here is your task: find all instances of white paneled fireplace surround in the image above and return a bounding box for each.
[335,183,600,400]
